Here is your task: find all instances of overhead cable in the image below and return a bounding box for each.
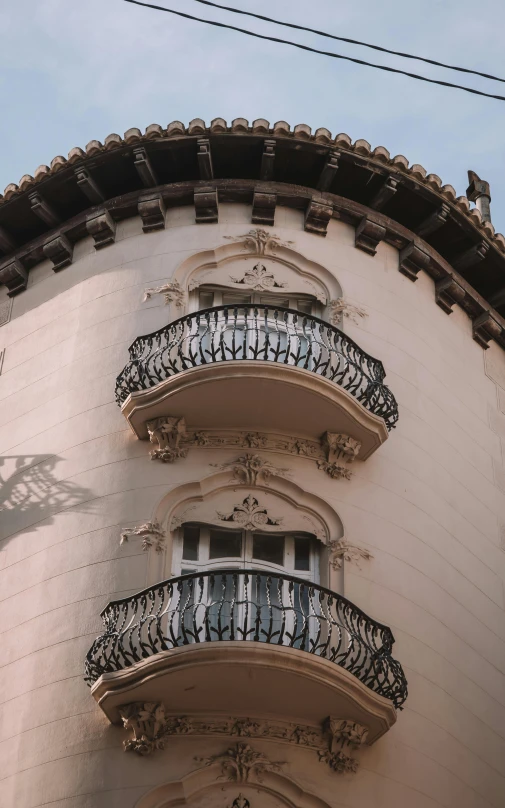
[189,0,505,85]
[123,0,505,102]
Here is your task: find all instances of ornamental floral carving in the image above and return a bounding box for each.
[198,743,285,783]
[147,416,188,463]
[119,706,367,775]
[329,298,368,326]
[119,703,191,756]
[143,280,185,307]
[225,228,293,256]
[317,432,361,480]
[230,796,250,808]
[329,539,373,570]
[318,718,368,773]
[217,495,282,530]
[213,453,289,485]
[120,521,166,553]
[230,262,287,291]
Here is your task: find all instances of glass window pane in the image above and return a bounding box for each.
[222,292,252,307]
[295,299,313,315]
[294,536,311,571]
[199,290,214,309]
[182,526,199,561]
[259,295,290,309]
[209,529,242,559]
[252,534,285,566]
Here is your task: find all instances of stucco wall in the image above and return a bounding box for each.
[1,204,505,808]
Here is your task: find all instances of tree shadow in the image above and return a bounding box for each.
[0,454,94,545]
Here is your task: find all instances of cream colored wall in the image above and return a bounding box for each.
[1,203,505,808]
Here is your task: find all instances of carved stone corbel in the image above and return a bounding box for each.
[415,203,450,237]
[138,193,166,232]
[369,175,398,211]
[194,187,218,223]
[197,139,214,181]
[0,225,15,255]
[317,432,360,480]
[318,717,368,773]
[260,139,276,181]
[435,276,466,314]
[452,240,489,272]
[252,190,276,226]
[86,210,116,249]
[317,150,340,192]
[75,167,105,204]
[42,234,73,272]
[472,311,503,349]
[147,416,188,462]
[355,215,386,256]
[133,147,159,187]
[29,192,60,227]
[304,198,333,236]
[0,258,28,296]
[399,241,431,281]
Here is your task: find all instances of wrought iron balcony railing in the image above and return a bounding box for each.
[84,569,408,709]
[115,306,399,431]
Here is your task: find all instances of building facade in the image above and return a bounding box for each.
[1,119,505,808]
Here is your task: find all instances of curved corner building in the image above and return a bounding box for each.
[1,118,505,808]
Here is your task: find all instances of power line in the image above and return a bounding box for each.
[123,0,505,102]
[189,0,505,85]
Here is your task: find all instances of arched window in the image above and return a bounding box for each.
[195,285,322,316]
[173,521,320,583]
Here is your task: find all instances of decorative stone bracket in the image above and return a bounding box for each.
[329,539,373,570]
[118,702,369,775]
[147,417,188,462]
[317,432,361,480]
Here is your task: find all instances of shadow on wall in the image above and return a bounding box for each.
[0,454,93,546]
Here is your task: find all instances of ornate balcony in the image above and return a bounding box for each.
[85,570,407,742]
[117,306,398,459]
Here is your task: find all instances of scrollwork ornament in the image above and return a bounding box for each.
[143,280,185,307]
[329,539,373,570]
[329,298,368,326]
[120,521,166,553]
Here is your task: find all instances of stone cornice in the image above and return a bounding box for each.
[2,178,503,351]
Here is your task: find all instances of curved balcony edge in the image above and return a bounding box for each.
[121,361,389,460]
[90,642,398,744]
[115,306,399,434]
[84,569,408,738]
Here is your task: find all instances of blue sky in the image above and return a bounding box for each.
[1,0,504,227]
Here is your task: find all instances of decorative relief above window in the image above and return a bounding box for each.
[225,228,293,256]
[229,262,287,291]
[217,495,282,530]
[146,417,361,481]
[118,702,368,775]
